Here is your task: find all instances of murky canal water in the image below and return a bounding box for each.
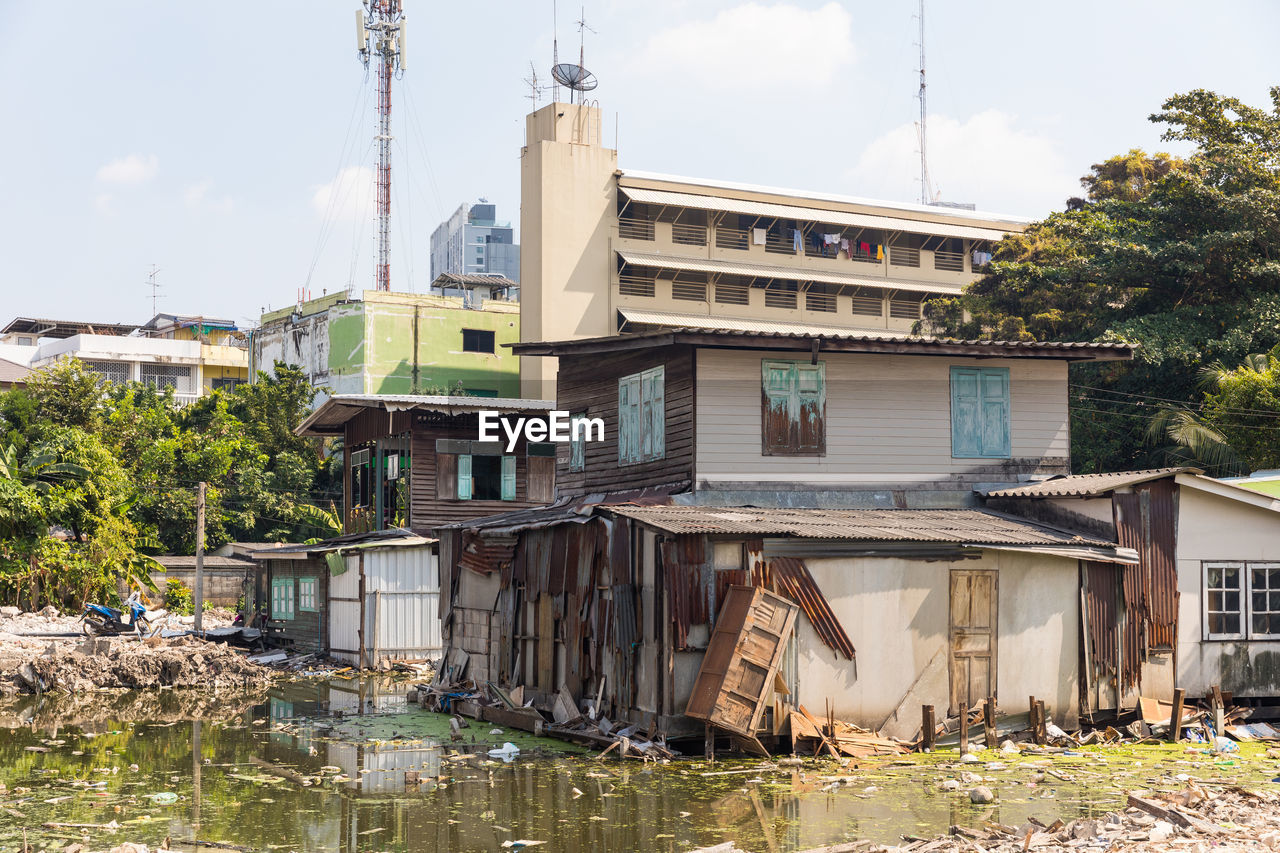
[0,678,1276,852]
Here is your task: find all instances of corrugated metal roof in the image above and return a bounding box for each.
[152,555,255,569]
[618,186,1015,242]
[620,170,1032,227]
[252,528,435,558]
[1,317,139,338]
[616,250,954,295]
[605,506,1118,547]
[296,393,556,436]
[512,327,1135,361]
[432,272,518,288]
[619,308,913,337]
[983,468,1200,498]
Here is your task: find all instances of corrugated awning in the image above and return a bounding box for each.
[981,545,1139,565]
[618,186,1013,243]
[616,250,955,295]
[296,393,555,436]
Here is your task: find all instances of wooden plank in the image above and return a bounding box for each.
[481,704,547,736]
[537,594,555,691]
[1169,688,1186,742]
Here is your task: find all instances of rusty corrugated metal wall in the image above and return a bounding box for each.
[1082,560,1120,680]
[1111,480,1179,690]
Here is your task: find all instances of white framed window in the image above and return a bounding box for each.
[298,577,318,612]
[1203,561,1280,640]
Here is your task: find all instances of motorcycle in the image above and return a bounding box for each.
[80,591,150,637]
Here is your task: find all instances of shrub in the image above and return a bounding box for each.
[164,578,194,615]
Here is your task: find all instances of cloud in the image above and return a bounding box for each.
[96,154,159,185]
[184,179,233,213]
[845,110,1078,216]
[638,2,853,89]
[94,193,115,217]
[311,165,375,223]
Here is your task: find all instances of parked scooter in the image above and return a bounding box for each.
[80,591,150,637]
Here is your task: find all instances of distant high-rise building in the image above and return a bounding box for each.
[429,200,520,288]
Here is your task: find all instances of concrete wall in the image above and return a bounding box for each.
[789,549,1080,730]
[519,102,618,400]
[1176,484,1280,696]
[694,348,1070,488]
[150,567,248,607]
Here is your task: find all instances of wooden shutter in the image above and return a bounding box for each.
[761,360,796,455]
[641,366,665,461]
[950,368,981,457]
[456,454,472,500]
[436,452,457,499]
[569,414,586,472]
[979,369,1011,457]
[527,455,555,502]
[618,374,641,464]
[794,362,825,454]
[500,455,517,501]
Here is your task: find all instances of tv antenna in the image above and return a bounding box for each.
[915,0,935,205]
[144,265,163,317]
[551,5,597,104]
[523,61,543,107]
[357,0,407,292]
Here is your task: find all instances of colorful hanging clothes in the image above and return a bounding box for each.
[876,244,884,260]
[859,241,870,256]
[793,229,802,253]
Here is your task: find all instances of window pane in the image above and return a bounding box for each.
[1209,612,1223,634]
[1254,592,1267,613]
[1222,613,1240,634]
[1208,567,1224,588]
[1271,591,1280,611]
[1225,592,1240,612]
[1255,613,1273,635]
[1224,568,1239,588]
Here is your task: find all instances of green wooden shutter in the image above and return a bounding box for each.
[500,455,517,501]
[569,414,586,472]
[794,362,825,453]
[618,375,641,464]
[640,366,665,461]
[762,360,797,454]
[456,453,473,500]
[979,368,1011,457]
[951,368,981,457]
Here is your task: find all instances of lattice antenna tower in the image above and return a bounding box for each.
[524,61,542,107]
[915,0,934,205]
[551,5,597,105]
[357,0,407,291]
[144,265,163,318]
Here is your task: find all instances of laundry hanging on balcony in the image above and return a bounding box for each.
[792,228,802,253]
[753,227,767,245]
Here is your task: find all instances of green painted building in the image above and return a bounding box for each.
[254,288,521,398]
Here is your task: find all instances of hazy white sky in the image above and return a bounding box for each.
[1,0,1275,326]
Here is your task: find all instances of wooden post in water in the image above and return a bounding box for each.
[704,722,715,761]
[1169,688,1186,742]
[984,697,997,749]
[958,702,969,754]
[193,482,206,634]
[921,705,936,751]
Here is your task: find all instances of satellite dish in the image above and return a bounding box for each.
[551,63,597,102]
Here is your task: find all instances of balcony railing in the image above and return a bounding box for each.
[618,273,656,297]
[764,289,798,309]
[714,282,750,305]
[618,219,655,241]
[715,226,749,250]
[671,281,708,301]
[851,295,884,317]
[765,232,796,254]
[889,299,923,320]
[806,291,837,312]
[889,246,920,268]
[934,250,964,272]
[671,223,708,246]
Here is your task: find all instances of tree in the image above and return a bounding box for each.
[23,359,104,431]
[920,87,1280,473]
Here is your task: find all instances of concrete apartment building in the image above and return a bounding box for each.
[253,289,521,400]
[429,200,521,289]
[518,102,1029,399]
[1,315,249,403]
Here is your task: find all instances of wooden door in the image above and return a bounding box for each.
[949,570,998,715]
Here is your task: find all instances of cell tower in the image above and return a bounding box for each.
[916,0,934,205]
[357,1,407,292]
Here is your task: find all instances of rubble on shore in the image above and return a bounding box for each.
[0,634,271,695]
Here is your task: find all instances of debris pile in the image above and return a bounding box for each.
[417,680,677,760]
[0,635,272,695]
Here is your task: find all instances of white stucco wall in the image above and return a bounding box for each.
[1175,483,1280,696]
[791,549,1080,730]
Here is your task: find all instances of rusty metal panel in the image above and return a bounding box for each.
[660,540,690,650]
[768,557,855,660]
[608,518,631,586]
[548,525,568,595]
[1082,560,1120,677]
[1141,480,1179,650]
[1114,492,1144,689]
[686,585,799,754]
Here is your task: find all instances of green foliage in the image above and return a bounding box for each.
[920,87,1280,472]
[0,359,340,607]
[164,578,194,615]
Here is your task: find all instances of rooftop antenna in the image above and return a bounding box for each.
[551,5,597,104]
[915,0,935,205]
[144,265,163,318]
[523,61,542,107]
[357,0,406,292]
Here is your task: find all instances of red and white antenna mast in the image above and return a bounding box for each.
[357,0,406,291]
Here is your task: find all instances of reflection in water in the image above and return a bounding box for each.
[0,678,1252,852]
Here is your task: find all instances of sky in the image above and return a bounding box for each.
[0,0,1276,327]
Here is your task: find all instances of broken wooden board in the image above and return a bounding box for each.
[685,585,799,756]
[1139,695,1200,726]
[481,704,547,736]
[552,686,581,725]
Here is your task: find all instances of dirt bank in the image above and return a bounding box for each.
[0,634,271,695]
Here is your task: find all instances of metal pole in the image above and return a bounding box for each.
[194,482,206,634]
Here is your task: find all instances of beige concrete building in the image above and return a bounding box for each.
[518,101,1029,398]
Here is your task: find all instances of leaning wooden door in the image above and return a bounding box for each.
[949,570,998,715]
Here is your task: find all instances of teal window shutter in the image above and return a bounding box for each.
[618,375,641,464]
[640,366,665,460]
[762,360,825,455]
[569,413,586,472]
[500,455,517,501]
[951,367,1010,458]
[794,362,825,453]
[456,453,473,500]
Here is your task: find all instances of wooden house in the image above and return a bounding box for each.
[436,329,1140,740]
